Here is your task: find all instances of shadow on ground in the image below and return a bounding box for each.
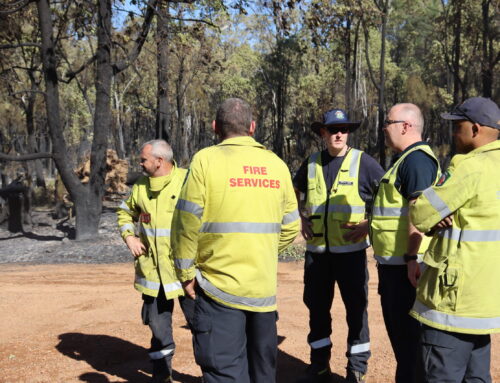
[56,333,345,383]
[56,333,200,383]
[277,335,345,383]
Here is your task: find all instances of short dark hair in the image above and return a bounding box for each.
[215,98,253,137]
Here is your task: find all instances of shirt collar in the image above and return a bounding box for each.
[217,136,265,149]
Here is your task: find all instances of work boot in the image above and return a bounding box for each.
[151,371,172,383]
[151,358,172,383]
[346,369,366,383]
[295,363,332,383]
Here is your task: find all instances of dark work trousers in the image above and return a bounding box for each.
[421,324,491,383]
[141,286,195,378]
[191,289,278,383]
[378,264,421,383]
[303,250,370,374]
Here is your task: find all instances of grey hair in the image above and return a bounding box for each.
[140,139,173,162]
[393,103,424,133]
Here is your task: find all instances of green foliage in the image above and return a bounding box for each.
[278,243,306,261]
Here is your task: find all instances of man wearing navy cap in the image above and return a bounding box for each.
[409,97,500,382]
[293,109,384,382]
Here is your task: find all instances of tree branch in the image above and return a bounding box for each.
[65,55,97,81]
[0,43,41,50]
[112,0,159,74]
[0,0,34,14]
[0,152,52,161]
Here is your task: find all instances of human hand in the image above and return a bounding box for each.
[182,279,197,300]
[125,236,146,257]
[407,260,421,288]
[342,220,369,242]
[432,215,453,231]
[300,216,314,241]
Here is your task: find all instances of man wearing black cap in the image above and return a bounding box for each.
[409,97,500,382]
[293,109,384,383]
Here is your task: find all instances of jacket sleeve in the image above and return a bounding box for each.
[410,158,478,233]
[171,154,205,282]
[278,171,300,253]
[116,184,140,240]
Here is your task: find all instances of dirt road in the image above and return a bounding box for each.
[1,259,499,383]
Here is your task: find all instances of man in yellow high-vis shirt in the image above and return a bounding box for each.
[369,103,439,383]
[171,98,300,383]
[294,109,384,383]
[410,97,500,383]
[117,140,192,383]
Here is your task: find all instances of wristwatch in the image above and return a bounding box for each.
[403,253,418,263]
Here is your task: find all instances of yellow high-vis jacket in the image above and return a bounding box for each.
[117,165,188,299]
[171,136,300,312]
[305,148,370,253]
[371,144,439,265]
[410,140,500,334]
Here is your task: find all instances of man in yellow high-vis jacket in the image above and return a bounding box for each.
[117,140,192,383]
[171,98,299,383]
[293,109,384,383]
[366,103,439,383]
[410,97,500,383]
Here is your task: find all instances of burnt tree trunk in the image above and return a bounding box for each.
[156,2,171,141]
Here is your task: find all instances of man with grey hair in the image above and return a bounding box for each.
[117,139,192,383]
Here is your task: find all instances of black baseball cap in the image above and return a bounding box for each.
[441,97,500,129]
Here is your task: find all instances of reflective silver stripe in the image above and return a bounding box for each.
[118,201,131,212]
[140,226,171,237]
[349,149,361,178]
[175,258,195,270]
[135,276,160,290]
[282,209,300,224]
[200,222,281,234]
[375,254,411,265]
[196,270,276,308]
[328,205,365,214]
[412,300,500,331]
[349,342,370,354]
[309,337,332,349]
[120,223,135,233]
[309,205,326,214]
[163,281,182,293]
[176,198,204,218]
[372,206,409,217]
[423,187,452,219]
[438,228,500,242]
[329,240,369,253]
[308,152,320,179]
[149,347,175,360]
[306,244,326,253]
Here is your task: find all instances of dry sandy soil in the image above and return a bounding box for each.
[0,209,499,383]
[1,259,500,383]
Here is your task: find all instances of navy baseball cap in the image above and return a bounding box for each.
[441,97,500,129]
[311,109,361,135]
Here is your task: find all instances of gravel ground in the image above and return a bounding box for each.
[0,205,131,264]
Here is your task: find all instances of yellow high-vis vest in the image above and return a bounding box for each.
[171,136,300,312]
[305,148,370,253]
[371,144,439,265]
[410,140,500,334]
[117,165,188,299]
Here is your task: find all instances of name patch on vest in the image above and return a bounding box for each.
[338,181,353,186]
[229,166,281,189]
